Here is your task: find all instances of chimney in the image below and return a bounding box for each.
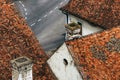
[65,22,82,40]
[11,56,33,80]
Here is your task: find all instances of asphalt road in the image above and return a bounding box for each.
[14,0,69,51]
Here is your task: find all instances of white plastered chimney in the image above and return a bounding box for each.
[11,56,33,80]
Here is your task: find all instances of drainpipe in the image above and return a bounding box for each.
[66,13,68,24]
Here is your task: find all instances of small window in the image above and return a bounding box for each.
[77,22,82,26]
[25,67,27,70]
[63,59,68,66]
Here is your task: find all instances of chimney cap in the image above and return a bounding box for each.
[11,56,33,68]
[65,22,81,31]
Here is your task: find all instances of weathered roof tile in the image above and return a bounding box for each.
[66,26,120,80]
[61,0,120,29]
[0,0,56,80]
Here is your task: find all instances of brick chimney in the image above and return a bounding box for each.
[65,22,82,40]
[11,56,33,80]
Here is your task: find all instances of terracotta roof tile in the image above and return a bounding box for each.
[66,26,120,80]
[0,0,56,80]
[61,0,120,29]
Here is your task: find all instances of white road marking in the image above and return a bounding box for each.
[28,1,67,26]
[38,19,42,22]
[19,1,22,4]
[31,23,36,26]
[19,1,28,19]
[60,2,64,5]
[44,14,47,18]
[22,4,25,7]
[25,12,28,15]
[11,3,15,5]
[49,10,53,14]
[19,1,24,7]
[25,17,27,19]
[54,6,58,10]
[24,8,27,11]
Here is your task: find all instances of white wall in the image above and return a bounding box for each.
[22,70,33,80]
[67,14,103,36]
[18,74,22,80]
[12,67,33,80]
[47,43,82,80]
[12,69,19,80]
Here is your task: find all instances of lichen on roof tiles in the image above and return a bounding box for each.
[66,26,120,80]
[61,0,120,29]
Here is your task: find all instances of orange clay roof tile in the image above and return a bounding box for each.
[60,0,120,29]
[66,26,120,80]
[0,0,57,80]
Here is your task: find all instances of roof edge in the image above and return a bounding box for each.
[65,26,120,43]
[59,0,72,11]
[65,43,84,80]
[60,9,109,29]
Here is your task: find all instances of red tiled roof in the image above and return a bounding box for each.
[0,0,56,80]
[60,0,120,29]
[66,26,120,80]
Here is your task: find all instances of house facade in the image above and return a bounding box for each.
[48,43,83,80]
[65,14,103,36]
[48,26,120,80]
[61,0,120,29]
[65,27,120,80]
[48,0,120,80]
